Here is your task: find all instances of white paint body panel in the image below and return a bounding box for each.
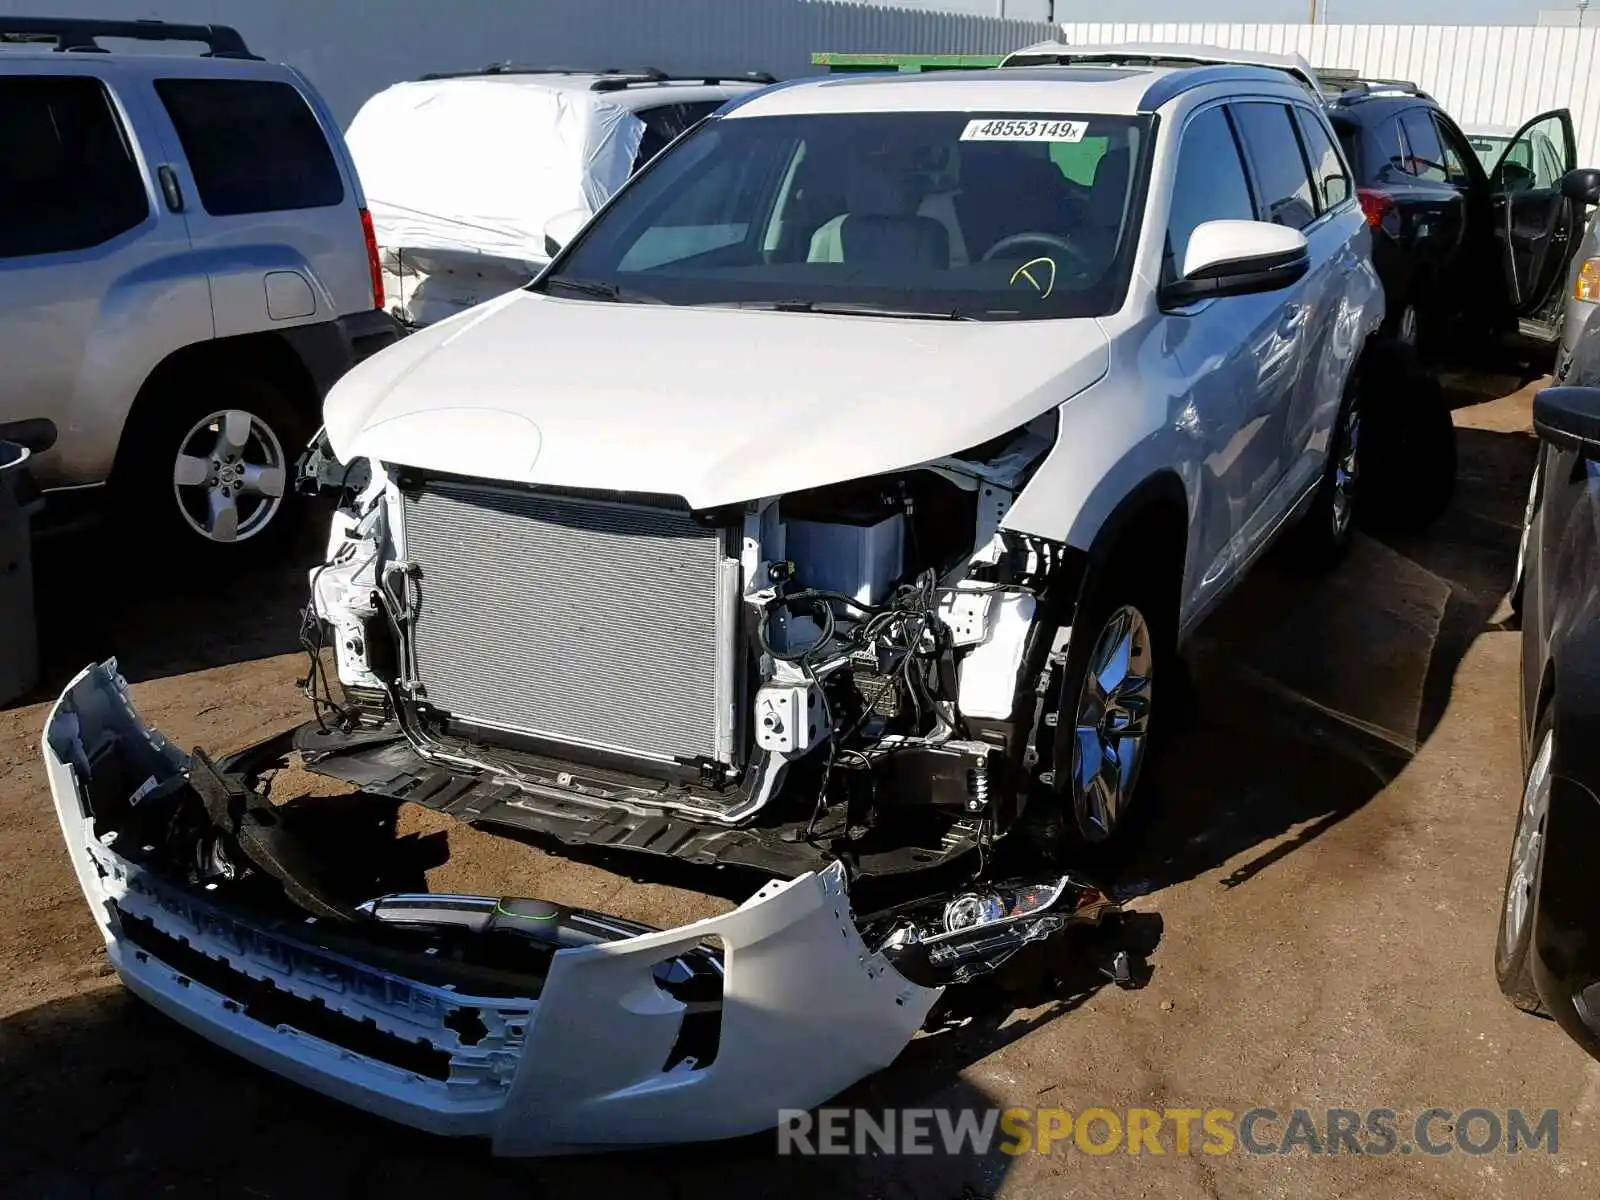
[323,291,1111,514]
[323,68,1383,637]
[42,663,940,1155]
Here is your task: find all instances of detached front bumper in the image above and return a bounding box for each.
[42,663,940,1156]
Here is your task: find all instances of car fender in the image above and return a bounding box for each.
[49,250,213,485]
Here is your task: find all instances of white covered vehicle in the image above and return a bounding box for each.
[345,67,769,327]
[46,52,1382,1154]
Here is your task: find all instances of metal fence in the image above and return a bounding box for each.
[1061,22,1600,168]
[0,0,1057,125]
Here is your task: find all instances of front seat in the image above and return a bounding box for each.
[952,145,1074,260]
[808,213,950,268]
[807,160,950,268]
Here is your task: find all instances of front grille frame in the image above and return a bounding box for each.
[393,475,743,771]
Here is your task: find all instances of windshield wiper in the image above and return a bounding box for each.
[723,299,978,321]
[542,276,664,304]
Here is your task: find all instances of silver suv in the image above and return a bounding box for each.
[0,18,400,554]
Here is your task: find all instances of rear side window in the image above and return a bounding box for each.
[156,79,343,216]
[1165,105,1256,278]
[1295,108,1351,211]
[0,76,148,258]
[1229,102,1318,231]
[1398,110,1449,183]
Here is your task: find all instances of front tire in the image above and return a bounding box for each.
[115,369,313,559]
[1495,719,1553,1014]
[1028,564,1174,859]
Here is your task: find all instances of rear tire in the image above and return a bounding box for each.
[1359,344,1457,534]
[1495,716,1553,1015]
[1283,373,1362,571]
[113,368,314,561]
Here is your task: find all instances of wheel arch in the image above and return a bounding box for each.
[111,331,322,485]
[1072,468,1190,627]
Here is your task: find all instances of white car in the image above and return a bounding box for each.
[45,54,1383,1153]
[344,67,771,327]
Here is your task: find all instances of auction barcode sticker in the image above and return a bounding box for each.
[960,118,1089,143]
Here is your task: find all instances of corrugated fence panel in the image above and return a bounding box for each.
[1061,22,1600,166]
[0,0,1055,125]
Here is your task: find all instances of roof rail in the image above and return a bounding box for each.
[415,63,775,88]
[1003,41,1323,97]
[590,70,776,91]
[1315,66,1429,101]
[0,17,257,59]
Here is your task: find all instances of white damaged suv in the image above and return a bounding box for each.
[45,54,1382,1153]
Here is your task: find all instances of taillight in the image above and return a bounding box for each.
[359,207,385,310]
[1356,186,1395,229]
[1576,257,1600,303]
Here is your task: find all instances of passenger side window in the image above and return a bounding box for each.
[1164,106,1256,280]
[1398,110,1449,183]
[156,79,343,216]
[1432,116,1476,187]
[1229,102,1318,231]
[1368,116,1411,185]
[1294,107,1352,210]
[0,76,149,259]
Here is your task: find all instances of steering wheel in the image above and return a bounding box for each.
[981,231,1095,276]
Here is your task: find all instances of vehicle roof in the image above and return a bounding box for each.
[403,70,765,110]
[1326,92,1436,127]
[1003,40,1322,94]
[0,46,292,77]
[727,62,1310,120]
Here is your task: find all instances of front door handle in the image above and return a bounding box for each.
[157,164,184,214]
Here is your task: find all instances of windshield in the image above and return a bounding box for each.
[538,110,1150,320]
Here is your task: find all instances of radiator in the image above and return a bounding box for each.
[398,480,740,766]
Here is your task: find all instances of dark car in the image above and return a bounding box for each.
[1322,71,1588,356]
[1498,357,1600,1056]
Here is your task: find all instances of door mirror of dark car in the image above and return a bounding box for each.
[543,207,592,258]
[1562,167,1600,205]
[1159,220,1311,308]
[1533,386,1600,457]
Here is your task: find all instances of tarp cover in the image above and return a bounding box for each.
[346,77,646,268]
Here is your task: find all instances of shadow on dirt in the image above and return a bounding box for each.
[1110,421,1536,900]
[0,981,1034,1200]
[17,501,332,708]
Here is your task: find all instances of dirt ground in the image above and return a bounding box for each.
[4,375,1599,1199]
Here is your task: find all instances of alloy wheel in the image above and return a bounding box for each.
[1331,398,1361,541]
[1502,731,1553,955]
[171,409,288,544]
[1070,604,1154,841]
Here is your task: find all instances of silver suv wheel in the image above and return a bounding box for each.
[171,409,288,544]
[1070,604,1154,841]
[1331,399,1361,541]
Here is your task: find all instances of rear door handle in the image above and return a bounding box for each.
[157,164,184,214]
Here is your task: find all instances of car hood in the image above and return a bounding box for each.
[324,289,1110,508]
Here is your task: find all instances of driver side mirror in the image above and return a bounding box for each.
[1160,220,1310,309]
[1562,167,1600,205]
[1533,386,1600,458]
[543,207,592,258]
